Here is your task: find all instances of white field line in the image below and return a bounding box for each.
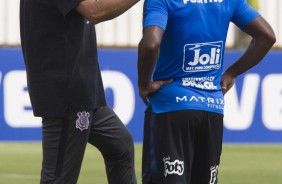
[0,173,38,179]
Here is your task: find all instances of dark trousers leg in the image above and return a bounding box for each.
[40,112,91,184]
[88,106,137,184]
[190,112,223,184]
[40,106,137,184]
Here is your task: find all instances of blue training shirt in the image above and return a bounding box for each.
[143,0,260,114]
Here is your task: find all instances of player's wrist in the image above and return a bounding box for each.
[224,66,239,78]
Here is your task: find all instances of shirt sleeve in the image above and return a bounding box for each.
[52,0,83,16]
[231,0,260,30]
[143,0,168,31]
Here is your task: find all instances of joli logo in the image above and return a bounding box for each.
[183,41,223,72]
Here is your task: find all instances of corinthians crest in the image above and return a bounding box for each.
[76,111,90,131]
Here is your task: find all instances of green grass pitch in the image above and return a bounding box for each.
[0,143,282,184]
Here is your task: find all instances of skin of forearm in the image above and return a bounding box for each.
[138,39,160,90]
[226,16,276,78]
[77,0,139,24]
[225,35,275,78]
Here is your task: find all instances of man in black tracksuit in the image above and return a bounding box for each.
[20,0,139,183]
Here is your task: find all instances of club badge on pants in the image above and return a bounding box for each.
[76,111,90,131]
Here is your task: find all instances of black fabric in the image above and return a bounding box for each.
[41,106,137,184]
[52,0,82,16]
[20,0,106,118]
[142,107,223,184]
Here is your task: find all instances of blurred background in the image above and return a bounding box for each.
[0,0,282,183]
[0,0,282,48]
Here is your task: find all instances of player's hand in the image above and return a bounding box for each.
[139,79,173,105]
[220,71,235,95]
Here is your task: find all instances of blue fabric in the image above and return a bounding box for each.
[143,0,260,114]
[149,115,157,174]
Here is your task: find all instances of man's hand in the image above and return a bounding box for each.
[139,79,173,105]
[220,71,235,96]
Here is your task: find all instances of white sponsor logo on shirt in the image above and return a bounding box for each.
[183,41,223,72]
[182,76,217,90]
[183,0,223,4]
[176,95,224,110]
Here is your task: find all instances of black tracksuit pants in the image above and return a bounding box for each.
[40,106,137,184]
[142,108,223,184]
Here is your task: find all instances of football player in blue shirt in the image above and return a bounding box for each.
[138,0,276,183]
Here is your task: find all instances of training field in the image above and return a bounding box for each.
[0,143,282,184]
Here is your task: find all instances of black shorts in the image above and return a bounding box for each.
[40,106,137,184]
[142,107,223,184]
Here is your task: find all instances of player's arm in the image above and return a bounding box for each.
[138,26,172,105]
[75,0,139,24]
[221,16,276,95]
